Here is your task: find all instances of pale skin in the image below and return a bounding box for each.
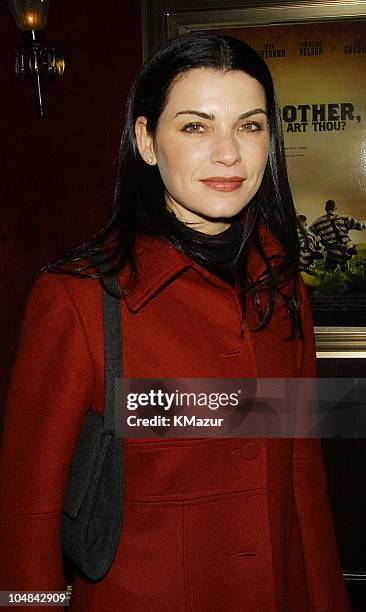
[135,67,270,235]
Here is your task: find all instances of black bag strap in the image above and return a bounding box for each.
[96,267,123,438]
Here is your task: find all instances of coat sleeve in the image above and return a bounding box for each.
[292,275,352,611]
[0,273,95,611]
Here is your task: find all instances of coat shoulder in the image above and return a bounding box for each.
[28,269,104,320]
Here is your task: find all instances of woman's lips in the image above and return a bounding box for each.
[199,177,244,192]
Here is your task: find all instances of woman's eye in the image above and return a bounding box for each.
[182,122,206,134]
[239,121,263,132]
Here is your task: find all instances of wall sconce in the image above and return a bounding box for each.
[7,0,65,118]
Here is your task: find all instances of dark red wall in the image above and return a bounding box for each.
[0,1,142,415]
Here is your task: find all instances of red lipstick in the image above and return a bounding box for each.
[199,176,244,192]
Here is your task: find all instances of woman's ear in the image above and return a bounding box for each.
[134,116,157,165]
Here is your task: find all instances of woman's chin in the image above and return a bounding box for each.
[197,203,249,221]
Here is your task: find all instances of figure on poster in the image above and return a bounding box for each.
[297,214,323,274]
[310,199,366,272]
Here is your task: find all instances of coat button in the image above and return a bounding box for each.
[230,441,260,460]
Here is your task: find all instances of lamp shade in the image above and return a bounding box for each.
[7,0,50,31]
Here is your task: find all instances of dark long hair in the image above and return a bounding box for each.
[40,30,302,339]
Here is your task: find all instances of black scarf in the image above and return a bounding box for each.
[167,211,243,286]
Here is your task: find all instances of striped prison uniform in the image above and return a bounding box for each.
[297,226,323,272]
[310,213,366,271]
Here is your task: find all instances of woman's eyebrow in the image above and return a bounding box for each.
[239,108,267,120]
[173,108,267,120]
[173,110,215,120]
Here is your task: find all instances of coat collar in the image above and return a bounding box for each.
[123,236,221,312]
[122,223,284,313]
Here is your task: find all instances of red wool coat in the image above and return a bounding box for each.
[0,225,351,611]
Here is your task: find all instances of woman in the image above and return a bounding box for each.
[0,31,351,611]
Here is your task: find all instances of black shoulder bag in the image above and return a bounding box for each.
[61,272,124,582]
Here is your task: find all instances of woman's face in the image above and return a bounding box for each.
[135,68,270,234]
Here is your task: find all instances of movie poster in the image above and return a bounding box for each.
[217,21,366,327]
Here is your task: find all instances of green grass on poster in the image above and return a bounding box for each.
[302,243,366,298]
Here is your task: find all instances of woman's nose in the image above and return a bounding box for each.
[210,134,241,166]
